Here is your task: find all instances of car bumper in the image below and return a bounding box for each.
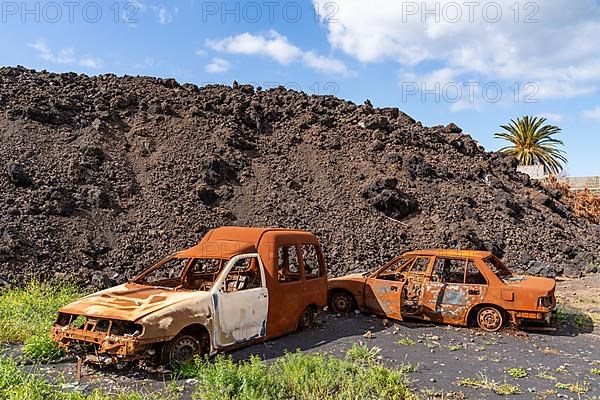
[51,326,158,361]
[511,308,556,326]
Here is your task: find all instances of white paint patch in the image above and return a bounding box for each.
[158,317,173,330]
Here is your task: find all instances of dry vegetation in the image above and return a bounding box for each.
[546,176,600,224]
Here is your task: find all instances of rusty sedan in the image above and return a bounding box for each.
[328,250,556,332]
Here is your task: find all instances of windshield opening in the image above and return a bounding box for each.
[133,257,227,290]
[483,255,513,278]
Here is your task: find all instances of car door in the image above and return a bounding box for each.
[364,256,415,320]
[422,257,487,324]
[212,254,268,348]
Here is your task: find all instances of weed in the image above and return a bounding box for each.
[0,356,177,399]
[495,383,521,395]
[555,364,570,374]
[399,362,419,374]
[179,350,414,400]
[396,338,416,346]
[457,373,521,395]
[536,370,556,381]
[345,343,381,364]
[507,367,528,379]
[447,345,462,351]
[591,368,600,375]
[555,381,589,395]
[555,306,594,328]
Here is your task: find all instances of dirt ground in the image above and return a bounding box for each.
[5,274,600,399]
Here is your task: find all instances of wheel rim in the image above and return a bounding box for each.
[478,308,503,331]
[170,337,199,365]
[299,308,313,329]
[332,293,352,313]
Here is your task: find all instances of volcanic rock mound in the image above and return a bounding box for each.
[1,67,598,288]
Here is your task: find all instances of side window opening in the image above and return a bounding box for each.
[465,261,486,284]
[301,244,322,280]
[278,245,301,283]
[409,257,430,273]
[224,257,262,292]
[377,257,413,280]
[432,258,466,284]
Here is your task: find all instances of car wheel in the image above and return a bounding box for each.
[476,306,504,332]
[298,307,314,330]
[162,334,203,367]
[329,291,355,314]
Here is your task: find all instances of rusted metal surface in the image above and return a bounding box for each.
[328,249,556,331]
[52,227,328,365]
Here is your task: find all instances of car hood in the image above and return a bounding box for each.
[59,283,211,322]
[503,275,556,293]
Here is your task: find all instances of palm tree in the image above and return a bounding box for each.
[494,116,567,175]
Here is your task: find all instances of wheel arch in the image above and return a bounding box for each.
[466,303,506,327]
[328,288,358,312]
[176,323,211,353]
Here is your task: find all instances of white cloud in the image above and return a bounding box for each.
[302,51,350,76]
[314,0,600,100]
[538,112,564,123]
[158,7,175,24]
[195,49,207,57]
[205,58,231,73]
[583,106,600,120]
[207,30,351,76]
[129,1,176,24]
[207,30,301,65]
[29,39,101,69]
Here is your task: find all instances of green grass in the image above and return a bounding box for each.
[506,367,528,379]
[177,347,415,400]
[396,338,416,346]
[0,356,176,399]
[345,343,382,364]
[457,373,521,395]
[591,368,600,375]
[0,281,81,361]
[555,381,589,395]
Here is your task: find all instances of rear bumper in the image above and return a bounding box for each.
[510,309,556,326]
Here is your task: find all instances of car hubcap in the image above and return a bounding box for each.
[171,337,198,364]
[479,308,502,331]
[333,294,352,313]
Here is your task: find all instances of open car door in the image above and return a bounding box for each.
[211,254,268,348]
[364,256,432,321]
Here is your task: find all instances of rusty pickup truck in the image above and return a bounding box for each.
[328,249,556,331]
[52,227,328,366]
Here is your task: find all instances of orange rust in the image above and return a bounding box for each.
[52,227,327,364]
[329,250,556,331]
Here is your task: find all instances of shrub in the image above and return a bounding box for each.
[179,349,414,400]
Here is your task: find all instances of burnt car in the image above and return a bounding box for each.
[52,227,328,366]
[328,250,556,332]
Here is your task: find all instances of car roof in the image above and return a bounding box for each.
[175,227,314,259]
[402,249,494,258]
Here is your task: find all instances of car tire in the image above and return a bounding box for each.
[329,291,355,314]
[161,333,204,368]
[476,306,504,332]
[298,307,314,331]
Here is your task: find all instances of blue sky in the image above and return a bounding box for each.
[1,0,599,176]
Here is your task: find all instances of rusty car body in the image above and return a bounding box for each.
[328,249,556,331]
[52,227,328,366]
